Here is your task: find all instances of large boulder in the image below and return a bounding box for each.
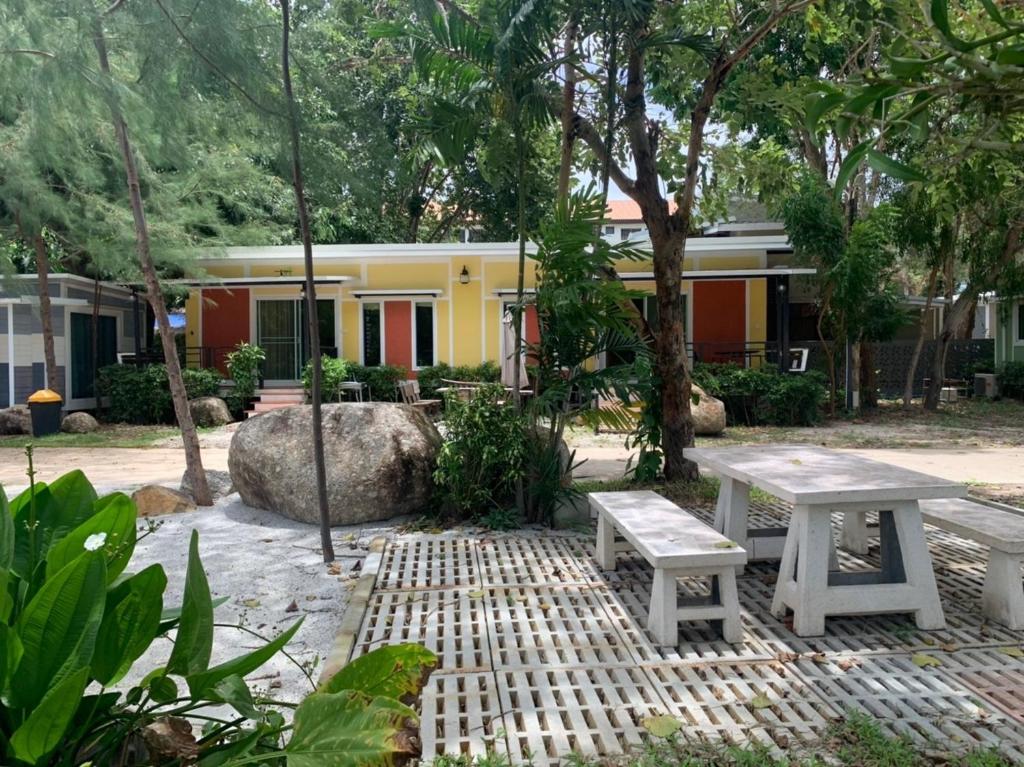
[691,384,726,436]
[229,403,441,525]
[132,485,197,517]
[180,468,235,502]
[189,396,233,428]
[62,411,99,434]
[0,406,30,435]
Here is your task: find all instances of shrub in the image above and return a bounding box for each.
[433,384,528,520]
[348,363,407,401]
[0,453,437,766]
[998,360,1024,400]
[417,361,501,398]
[692,363,828,427]
[302,355,350,402]
[181,366,223,399]
[97,363,173,424]
[225,342,265,414]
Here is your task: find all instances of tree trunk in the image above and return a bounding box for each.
[92,277,102,411]
[859,341,877,410]
[556,12,578,204]
[924,291,973,410]
[32,236,60,393]
[92,16,212,506]
[281,0,335,563]
[512,123,528,516]
[903,264,939,407]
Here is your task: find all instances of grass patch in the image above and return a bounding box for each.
[428,713,1012,766]
[0,424,184,449]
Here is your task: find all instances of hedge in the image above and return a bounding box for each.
[97,364,223,424]
[691,362,828,427]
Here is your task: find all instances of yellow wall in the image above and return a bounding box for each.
[191,248,777,374]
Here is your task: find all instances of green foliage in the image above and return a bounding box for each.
[0,453,436,766]
[302,355,351,403]
[226,342,266,414]
[97,364,223,424]
[433,385,528,521]
[348,364,407,402]
[693,363,828,427]
[97,365,173,424]
[417,361,501,399]
[998,361,1024,400]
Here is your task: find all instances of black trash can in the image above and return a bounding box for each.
[28,389,63,437]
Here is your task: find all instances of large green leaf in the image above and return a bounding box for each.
[0,623,24,692]
[46,493,136,583]
[285,691,420,767]
[210,673,259,719]
[92,564,167,685]
[320,644,437,703]
[9,666,89,765]
[10,484,56,578]
[166,530,213,677]
[866,150,927,183]
[11,551,106,709]
[804,92,845,139]
[186,618,303,698]
[833,141,872,199]
[929,0,972,51]
[47,470,99,539]
[0,490,14,570]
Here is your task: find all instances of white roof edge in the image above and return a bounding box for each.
[3,273,134,296]
[173,276,354,286]
[621,267,815,280]
[196,235,792,264]
[350,289,444,297]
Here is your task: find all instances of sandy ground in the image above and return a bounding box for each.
[123,497,386,704]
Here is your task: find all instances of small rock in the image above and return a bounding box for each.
[180,468,235,502]
[188,396,233,427]
[691,384,726,436]
[132,485,197,517]
[61,411,99,434]
[0,406,30,435]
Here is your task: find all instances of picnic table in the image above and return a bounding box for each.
[684,445,968,636]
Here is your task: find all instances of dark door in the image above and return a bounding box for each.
[71,313,118,399]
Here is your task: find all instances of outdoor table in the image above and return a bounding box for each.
[684,445,968,636]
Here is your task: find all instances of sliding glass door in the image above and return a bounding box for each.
[257,299,336,382]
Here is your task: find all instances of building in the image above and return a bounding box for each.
[995,297,1024,366]
[0,274,141,409]
[183,234,811,384]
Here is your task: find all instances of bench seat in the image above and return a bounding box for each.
[920,497,1024,629]
[589,490,747,645]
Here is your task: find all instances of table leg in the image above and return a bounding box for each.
[890,501,945,630]
[713,477,750,549]
[840,511,872,555]
[595,511,616,570]
[771,510,801,618]
[791,505,831,636]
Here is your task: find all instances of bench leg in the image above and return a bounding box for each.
[648,568,678,646]
[596,512,616,571]
[840,511,872,555]
[716,567,742,643]
[981,549,1024,630]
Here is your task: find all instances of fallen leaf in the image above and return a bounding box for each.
[939,642,959,653]
[837,658,861,672]
[642,716,682,738]
[774,652,800,663]
[997,647,1024,658]
[539,602,553,612]
[808,652,828,664]
[242,598,261,609]
[506,596,516,607]
[714,541,738,549]
[305,595,316,601]
[911,653,942,668]
[467,589,486,599]
[352,561,362,572]
[789,459,803,465]
[285,600,298,613]
[751,694,773,709]
[342,533,356,541]
[327,564,342,575]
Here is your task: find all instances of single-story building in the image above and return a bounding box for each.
[0,274,141,409]
[995,297,1024,366]
[183,233,814,384]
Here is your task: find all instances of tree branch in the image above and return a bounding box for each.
[571,110,637,199]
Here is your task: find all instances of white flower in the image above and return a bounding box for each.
[84,533,108,552]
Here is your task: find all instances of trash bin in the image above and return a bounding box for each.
[27,389,63,437]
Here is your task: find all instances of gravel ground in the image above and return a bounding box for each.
[120,496,398,704]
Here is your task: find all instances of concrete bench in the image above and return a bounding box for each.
[920,498,1024,629]
[589,490,747,645]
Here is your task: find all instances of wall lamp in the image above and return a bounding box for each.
[459,265,470,285]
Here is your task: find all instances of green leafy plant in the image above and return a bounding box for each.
[348,364,407,402]
[433,385,528,520]
[417,362,501,399]
[302,355,351,402]
[97,364,174,424]
[181,366,224,400]
[226,342,266,415]
[0,451,436,766]
[692,363,829,427]
[998,361,1024,400]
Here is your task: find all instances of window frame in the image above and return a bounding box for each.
[412,300,437,370]
[1015,300,1024,345]
[359,301,384,366]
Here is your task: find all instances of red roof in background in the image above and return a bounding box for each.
[605,199,677,222]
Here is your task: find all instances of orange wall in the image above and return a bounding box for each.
[693,280,746,362]
[384,301,412,371]
[201,288,250,373]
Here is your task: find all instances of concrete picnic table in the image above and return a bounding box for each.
[684,445,968,636]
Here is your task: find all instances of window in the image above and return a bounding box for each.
[620,227,642,241]
[1017,302,1024,343]
[604,225,615,235]
[362,303,382,366]
[414,302,435,368]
